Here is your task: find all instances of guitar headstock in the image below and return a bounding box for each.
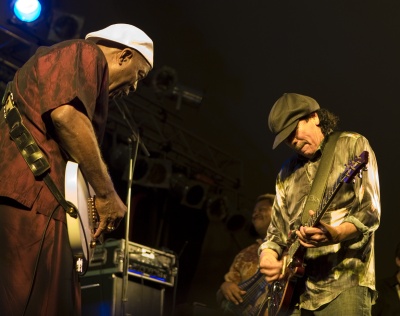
[343,151,369,184]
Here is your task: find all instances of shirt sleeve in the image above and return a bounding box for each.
[34,40,108,129]
[261,162,296,257]
[342,135,381,249]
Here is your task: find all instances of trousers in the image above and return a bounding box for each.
[0,197,81,316]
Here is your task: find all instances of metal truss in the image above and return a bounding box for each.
[0,23,43,94]
[0,23,43,69]
[106,86,243,194]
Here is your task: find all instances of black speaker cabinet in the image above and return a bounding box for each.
[81,273,165,316]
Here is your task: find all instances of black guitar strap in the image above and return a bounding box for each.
[300,131,341,225]
[2,81,78,218]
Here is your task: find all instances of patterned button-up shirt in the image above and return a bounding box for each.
[260,131,380,310]
[225,240,263,284]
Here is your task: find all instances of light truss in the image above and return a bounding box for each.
[0,23,42,93]
[107,86,243,193]
[0,24,41,69]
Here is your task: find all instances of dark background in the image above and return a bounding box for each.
[1,1,399,314]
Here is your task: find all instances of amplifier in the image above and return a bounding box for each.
[84,239,177,287]
[81,274,165,316]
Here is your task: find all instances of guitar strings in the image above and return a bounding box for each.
[232,270,268,313]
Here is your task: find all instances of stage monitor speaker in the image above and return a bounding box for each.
[81,273,165,316]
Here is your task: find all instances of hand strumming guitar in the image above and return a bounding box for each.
[259,248,284,283]
[93,191,127,239]
[220,281,247,305]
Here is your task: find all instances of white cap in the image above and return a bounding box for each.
[85,23,154,68]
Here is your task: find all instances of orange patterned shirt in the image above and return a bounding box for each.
[224,239,263,284]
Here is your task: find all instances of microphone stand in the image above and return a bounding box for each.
[113,98,150,315]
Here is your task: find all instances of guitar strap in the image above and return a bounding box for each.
[300,131,341,225]
[2,81,78,218]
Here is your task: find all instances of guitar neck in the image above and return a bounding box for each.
[307,180,344,227]
[285,175,345,264]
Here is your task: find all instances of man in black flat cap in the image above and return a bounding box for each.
[258,93,381,315]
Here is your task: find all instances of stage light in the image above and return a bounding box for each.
[138,158,172,189]
[150,66,178,95]
[181,180,209,209]
[206,195,229,221]
[7,1,82,43]
[225,213,247,232]
[147,65,204,110]
[172,84,203,108]
[47,10,85,42]
[129,157,172,189]
[13,0,42,23]
[170,174,209,209]
[205,193,247,230]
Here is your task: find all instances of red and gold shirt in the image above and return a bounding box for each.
[0,39,109,221]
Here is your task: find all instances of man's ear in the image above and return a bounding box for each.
[119,48,134,64]
[311,112,320,125]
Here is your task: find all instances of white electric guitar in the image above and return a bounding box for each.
[65,161,99,274]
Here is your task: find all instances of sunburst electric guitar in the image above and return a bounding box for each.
[65,161,100,274]
[266,151,369,316]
